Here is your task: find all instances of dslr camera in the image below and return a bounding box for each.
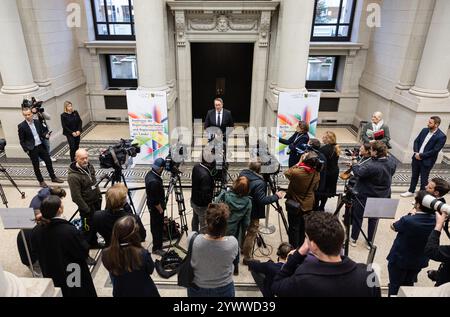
[99,139,141,169]
[22,97,44,113]
[345,146,360,158]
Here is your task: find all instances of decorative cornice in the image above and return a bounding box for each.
[167,1,280,12]
[175,11,186,46]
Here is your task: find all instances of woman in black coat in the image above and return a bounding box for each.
[61,101,82,162]
[102,216,160,297]
[31,196,97,297]
[279,121,310,168]
[92,184,146,246]
[317,131,341,211]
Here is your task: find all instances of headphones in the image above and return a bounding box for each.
[277,242,294,259]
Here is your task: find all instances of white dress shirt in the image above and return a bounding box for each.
[216,111,222,126]
[419,131,436,154]
[27,120,42,147]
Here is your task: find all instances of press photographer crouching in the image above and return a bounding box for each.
[239,159,283,264]
[350,141,397,248]
[247,242,293,297]
[387,191,437,296]
[424,194,450,287]
[191,156,215,233]
[271,212,381,297]
[284,152,321,248]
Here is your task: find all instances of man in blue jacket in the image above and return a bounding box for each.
[401,116,447,197]
[387,191,436,296]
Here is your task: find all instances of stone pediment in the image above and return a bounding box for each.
[168,0,279,47]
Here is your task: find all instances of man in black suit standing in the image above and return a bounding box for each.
[204,98,234,139]
[18,107,64,188]
[401,116,447,197]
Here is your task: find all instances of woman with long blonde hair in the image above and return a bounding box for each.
[60,101,82,162]
[316,131,341,211]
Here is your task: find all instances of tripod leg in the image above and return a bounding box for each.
[1,167,26,198]
[121,174,137,215]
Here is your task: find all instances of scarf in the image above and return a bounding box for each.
[372,120,384,132]
[296,162,315,173]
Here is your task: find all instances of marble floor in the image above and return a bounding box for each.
[1,122,449,297]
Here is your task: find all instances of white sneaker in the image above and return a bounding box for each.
[51,157,57,162]
[40,161,46,167]
[400,191,414,198]
[350,239,357,247]
[366,242,372,250]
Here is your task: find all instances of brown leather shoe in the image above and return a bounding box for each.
[51,177,64,184]
[39,181,48,188]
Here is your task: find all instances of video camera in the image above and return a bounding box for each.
[344,146,360,158]
[99,139,141,169]
[341,184,359,205]
[22,97,44,113]
[0,139,6,152]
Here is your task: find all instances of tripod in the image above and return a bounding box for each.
[333,187,377,264]
[163,169,188,254]
[0,163,26,207]
[99,166,138,215]
[265,173,289,236]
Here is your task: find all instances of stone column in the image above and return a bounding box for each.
[0,0,39,94]
[410,0,450,98]
[134,0,167,90]
[276,0,315,90]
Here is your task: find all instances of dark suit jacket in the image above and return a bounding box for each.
[387,213,436,269]
[18,119,49,152]
[279,132,310,167]
[204,109,234,135]
[413,128,447,167]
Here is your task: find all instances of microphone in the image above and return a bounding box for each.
[422,195,450,216]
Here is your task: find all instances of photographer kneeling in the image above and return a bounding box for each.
[425,210,450,286]
[350,141,397,248]
[284,152,321,248]
[239,159,283,264]
[271,212,381,297]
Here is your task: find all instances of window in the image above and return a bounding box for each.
[306,56,339,90]
[311,0,356,41]
[91,0,135,40]
[106,55,138,87]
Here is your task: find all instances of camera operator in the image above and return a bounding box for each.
[284,152,321,248]
[247,242,293,297]
[344,143,372,189]
[67,149,102,248]
[145,158,166,257]
[279,121,310,168]
[425,209,450,286]
[239,159,284,264]
[271,212,381,297]
[309,139,327,212]
[18,107,64,187]
[350,141,397,248]
[387,191,437,296]
[26,98,57,163]
[191,156,215,233]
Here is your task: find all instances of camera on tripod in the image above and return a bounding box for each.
[99,139,141,169]
[22,97,44,113]
[341,184,358,205]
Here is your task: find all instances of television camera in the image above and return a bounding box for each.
[99,139,141,169]
[22,97,44,113]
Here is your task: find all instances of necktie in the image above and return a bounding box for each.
[217,112,221,126]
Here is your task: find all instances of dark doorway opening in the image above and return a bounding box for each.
[191,43,254,124]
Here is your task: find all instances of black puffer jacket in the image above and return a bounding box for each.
[239,169,279,219]
[191,164,214,207]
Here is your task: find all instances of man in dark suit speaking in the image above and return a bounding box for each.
[204,98,234,139]
[401,116,447,197]
[18,107,64,188]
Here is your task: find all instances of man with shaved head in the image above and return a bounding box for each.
[361,111,391,148]
[68,148,102,248]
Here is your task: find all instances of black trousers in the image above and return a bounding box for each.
[409,159,433,193]
[149,207,164,251]
[351,195,378,243]
[66,135,81,163]
[286,203,305,249]
[388,262,421,296]
[27,144,56,182]
[81,199,102,247]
